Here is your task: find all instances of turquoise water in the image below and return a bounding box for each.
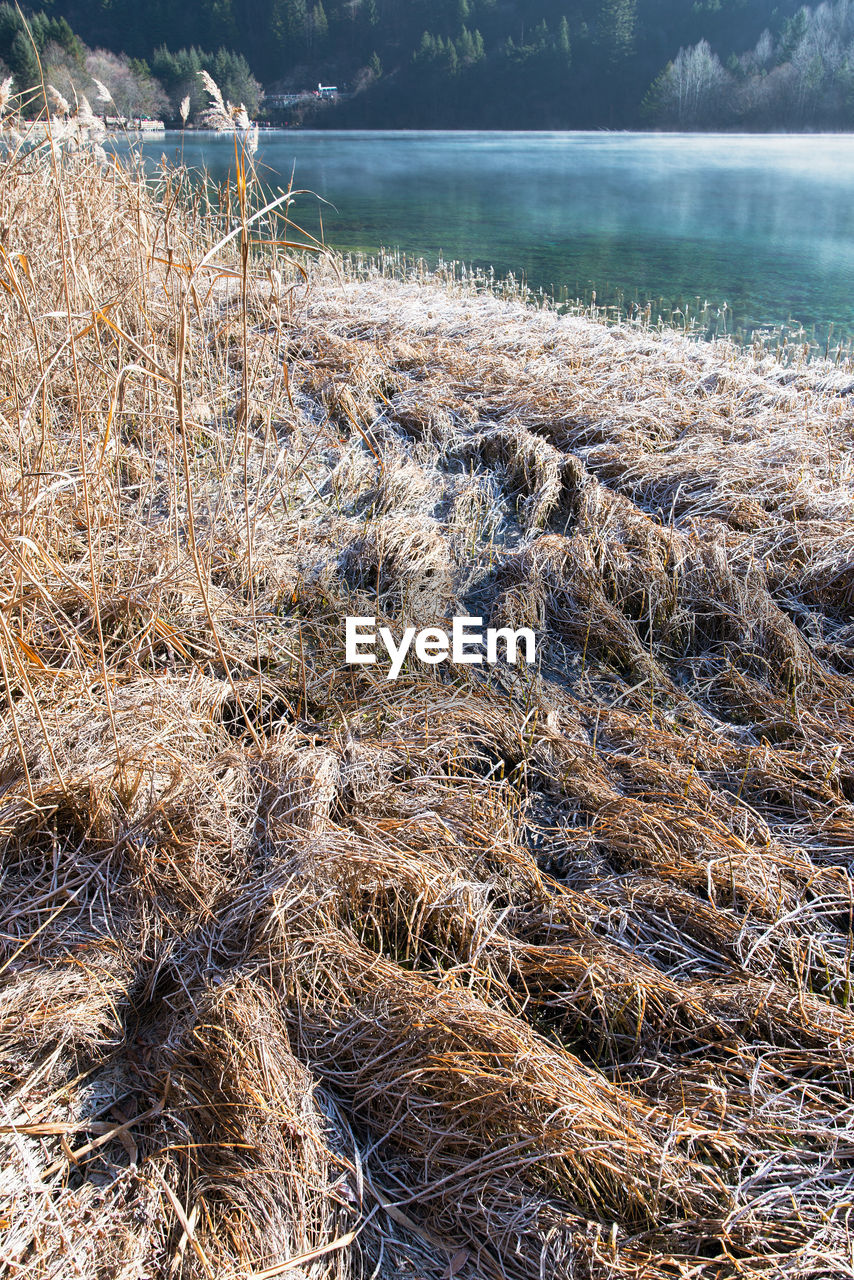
[134,130,854,340]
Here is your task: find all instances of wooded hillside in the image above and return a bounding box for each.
[3,2,853,132]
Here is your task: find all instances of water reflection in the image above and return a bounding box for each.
[133,130,854,339]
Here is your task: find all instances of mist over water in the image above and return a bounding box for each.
[136,130,854,339]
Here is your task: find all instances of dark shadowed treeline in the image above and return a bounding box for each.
[3,1,854,130]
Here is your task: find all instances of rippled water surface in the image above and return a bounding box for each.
[133,130,854,338]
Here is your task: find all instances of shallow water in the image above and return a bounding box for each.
[132,130,854,340]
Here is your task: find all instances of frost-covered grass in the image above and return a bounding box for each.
[2,121,854,1280]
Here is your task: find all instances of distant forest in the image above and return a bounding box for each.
[4,0,854,129]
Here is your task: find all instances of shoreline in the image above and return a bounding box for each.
[108,127,854,355]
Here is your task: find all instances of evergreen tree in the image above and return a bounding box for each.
[8,28,38,92]
[558,15,571,61]
[311,2,328,46]
[601,0,637,65]
[414,30,437,63]
[212,46,262,113]
[457,25,476,64]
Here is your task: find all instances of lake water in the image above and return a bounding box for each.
[134,130,854,342]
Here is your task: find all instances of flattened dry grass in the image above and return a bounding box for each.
[1,125,854,1280]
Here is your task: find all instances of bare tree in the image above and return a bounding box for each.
[85,49,169,120]
[646,40,731,128]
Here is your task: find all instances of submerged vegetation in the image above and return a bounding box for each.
[2,97,854,1280]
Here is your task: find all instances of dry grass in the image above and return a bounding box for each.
[1,92,854,1280]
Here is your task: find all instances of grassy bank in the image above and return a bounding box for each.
[1,126,854,1280]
